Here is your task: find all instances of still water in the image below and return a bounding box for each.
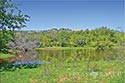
[37,47,125,63]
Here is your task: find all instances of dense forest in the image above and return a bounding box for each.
[14,27,125,49]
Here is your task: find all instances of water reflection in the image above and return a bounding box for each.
[37,48,125,63]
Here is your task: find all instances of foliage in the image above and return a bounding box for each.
[8,32,40,51]
[0,30,12,52]
[7,32,41,62]
[0,61,15,71]
[19,27,125,49]
[0,61,46,72]
[0,0,30,51]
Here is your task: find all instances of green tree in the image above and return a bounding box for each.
[0,0,30,51]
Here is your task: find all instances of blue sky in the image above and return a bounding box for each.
[13,0,124,30]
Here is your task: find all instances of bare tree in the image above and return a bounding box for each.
[8,32,40,62]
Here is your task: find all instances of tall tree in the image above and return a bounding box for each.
[0,0,30,51]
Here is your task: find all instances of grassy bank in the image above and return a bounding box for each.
[1,47,124,83]
[0,52,14,59]
[0,60,125,83]
[35,46,123,51]
[36,47,95,50]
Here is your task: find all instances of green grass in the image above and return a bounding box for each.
[35,47,96,50]
[0,52,14,59]
[1,47,124,83]
[0,60,125,83]
[36,46,122,50]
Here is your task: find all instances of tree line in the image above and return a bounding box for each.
[15,27,125,49]
[0,0,124,53]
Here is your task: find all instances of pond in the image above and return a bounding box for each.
[37,47,125,63]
